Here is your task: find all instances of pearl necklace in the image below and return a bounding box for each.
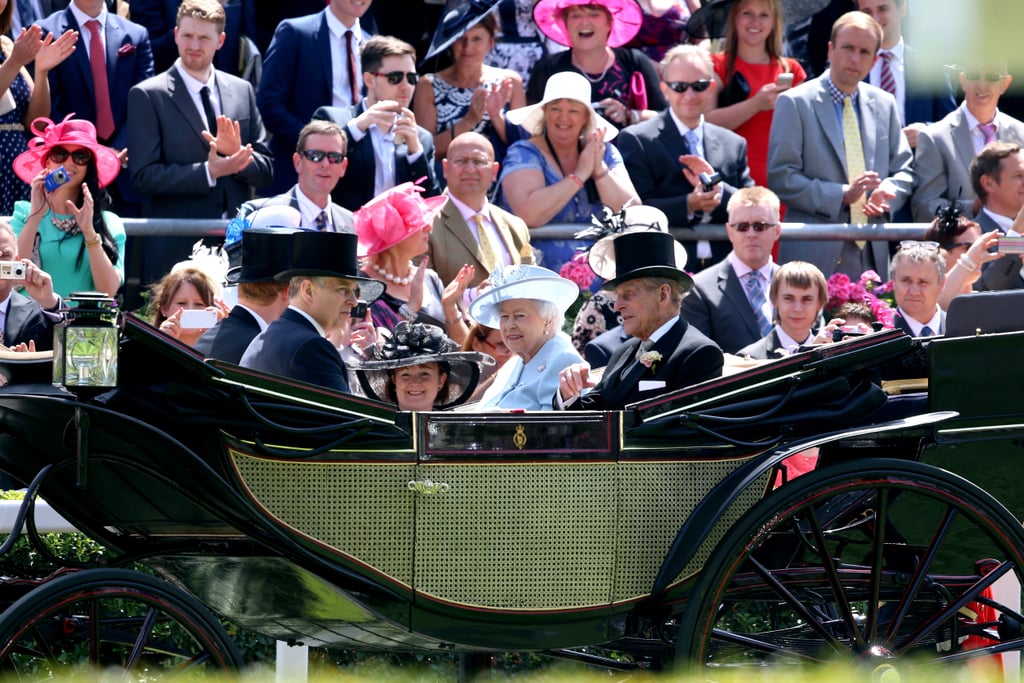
[371,261,415,285]
[572,49,614,84]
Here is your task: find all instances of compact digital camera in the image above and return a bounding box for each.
[45,166,70,193]
[700,171,722,192]
[0,261,26,280]
[350,301,368,319]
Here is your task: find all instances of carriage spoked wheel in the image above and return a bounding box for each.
[678,458,1024,678]
[0,568,244,678]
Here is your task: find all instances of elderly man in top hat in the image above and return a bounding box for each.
[240,231,384,393]
[557,230,723,410]
[193,226,296,364]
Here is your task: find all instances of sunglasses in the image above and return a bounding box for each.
[730,221,776,233]
[48,147,92,166]
[665,79,712,94]
[300,149,346,164]
[373,71,418,86]
[899,240,940,252]
[963,71,1005,83]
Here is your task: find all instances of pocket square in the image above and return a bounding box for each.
[118,43,137,56]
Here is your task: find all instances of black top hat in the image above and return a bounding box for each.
[595,231,694,292]
[226,228,298,284]
[276,232,386,302]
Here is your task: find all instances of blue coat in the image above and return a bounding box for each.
[479,333,580,411]
[240,308,349,393]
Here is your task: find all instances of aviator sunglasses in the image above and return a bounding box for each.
[730,221,777,233]
[963,71,1005,83]
[665,79,712,93]
[373,71,419,86]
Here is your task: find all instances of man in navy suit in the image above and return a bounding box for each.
[617,45,753,272]
[241,231,385,393]
[681,187,783,354]
[557,231,723,411]
[855,0,955,150]
[129,0,255,79]
[891,242,946,337]
[313,35,440,212]
[257,0,375,197]
[37,0,153,215]
[193,228,293,364]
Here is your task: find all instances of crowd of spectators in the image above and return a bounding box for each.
[0,0,1020,413]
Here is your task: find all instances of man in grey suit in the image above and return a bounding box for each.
[233,120,355,244]
[618,44,753,271]
[313,35,440,212]
[428,132,534,293]
[767,11,913,280]
[970,142,1024,292]
[127,0,272,280]
[680,187,782,354]
[913,60,1024,222]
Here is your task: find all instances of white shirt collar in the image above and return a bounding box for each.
[962,101,1000,132]
[287,304,326,338]
[982,206,1016,232]
[667,109,704,145]
[646,315,679,345]
[324,7,365,36]
[774,324,812,355]
[898,305,942,335]
[447,193,489,223]
[236,303,271,332]
[69,2,107,31]
[294,186,333,227]
[727,252,774,281]
[174,57,216,95]
[879,37,905,61]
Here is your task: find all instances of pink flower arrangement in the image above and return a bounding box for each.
[826,270,896,329]
[559,251,596,291]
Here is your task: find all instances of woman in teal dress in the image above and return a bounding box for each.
[10,116,125,298]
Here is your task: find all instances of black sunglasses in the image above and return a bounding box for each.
[373,71,418,86]
[665,79,712,93]
[300,149,346,164]
[48,146,92,166]
[730,221,776,233]
[963,71,1005,83]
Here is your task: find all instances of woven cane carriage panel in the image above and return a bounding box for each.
[414,463,617,610]
[230,450,416,586]
[614,460,771,600]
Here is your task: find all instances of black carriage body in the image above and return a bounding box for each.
[0,316,1018,658]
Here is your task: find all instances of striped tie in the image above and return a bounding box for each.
[842,95,869,229]
[878,50,896,96]
[745,271,773,337]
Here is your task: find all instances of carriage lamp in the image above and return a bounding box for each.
[53,292,120,389]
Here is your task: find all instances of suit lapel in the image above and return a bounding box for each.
[812,81,845,167]
[104,16,123,82]
[316,11,334,90]
[440,202,485,270]
[215,73,241,122]
[952,110,977,168]
[858,88,879,170]
[486,207,521,264]
[3,293,29,342]
[64,11,96,96]
[719,263,760,339]
[168,69,208,139]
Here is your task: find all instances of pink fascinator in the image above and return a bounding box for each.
[353,182,448,258]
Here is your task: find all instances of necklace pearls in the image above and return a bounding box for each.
[371,261,415,285]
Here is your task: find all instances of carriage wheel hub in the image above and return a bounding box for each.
[857,645,900,683]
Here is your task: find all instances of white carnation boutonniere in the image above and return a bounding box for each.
[639,350,662,371]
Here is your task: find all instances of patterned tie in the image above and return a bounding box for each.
[315,210,328,232]
[86,20,115,141]
[744,271,773,337]
[979,122,997,146]
[920,325,934,337]
[842,95,869,229]
[344,30,360,105]
[684,130,700,157]
[472,214,499,270]
[199,85,218,133]
[878,50,897,96]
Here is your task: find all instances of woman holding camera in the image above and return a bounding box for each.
[690,0,805,187]
[151,266,226,348]
[9,116,125,298]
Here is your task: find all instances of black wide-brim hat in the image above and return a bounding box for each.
[276,232,386,303]
[595,231,693,292]
[226,228,299,284]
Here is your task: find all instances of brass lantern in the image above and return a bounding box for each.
[53,292,119,389]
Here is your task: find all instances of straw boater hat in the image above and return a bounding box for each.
[276,232,386,303]
[468,264,580,329]
[352,322,496,409]
[352,182,448,258]
[533,0,643,48]
[13,115,122,188]
[504,71,618,142]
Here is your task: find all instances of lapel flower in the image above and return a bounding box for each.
[639,350,662,370]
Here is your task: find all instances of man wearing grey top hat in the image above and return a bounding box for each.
[557,230,723,410]
[240,231,385,393]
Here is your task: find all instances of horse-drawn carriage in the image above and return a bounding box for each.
[0,310,1021,678]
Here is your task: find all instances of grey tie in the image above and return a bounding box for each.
[634,338,654,363]
[684,130,700,157]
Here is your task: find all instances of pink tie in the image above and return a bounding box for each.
[86,20,115,141]
[878,50,896,97]
[980,123,997,146]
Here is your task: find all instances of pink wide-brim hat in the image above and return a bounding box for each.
[13,115,121,188]
[353,182,448,258]
[533,0,643,48]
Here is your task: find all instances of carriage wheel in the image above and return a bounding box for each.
[678,458,1024,676]
[0,568,244,678]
